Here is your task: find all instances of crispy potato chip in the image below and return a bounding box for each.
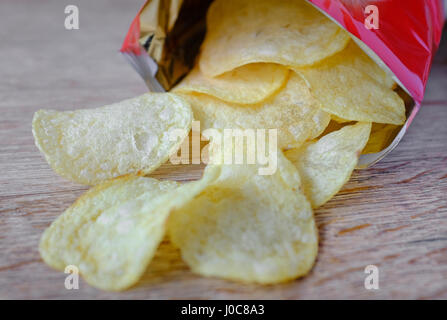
[285,122,372,208]
[362,123,401,154]
[174,63,289,104]
[331,115,353,123]
[169,148,318,284]
[39,175,178,290]
[295,42,405,125]
[318,120,354,138]
[180,74,331,149]
[32,93,192,185]
[199,0,350,77]
[39,168,220,291]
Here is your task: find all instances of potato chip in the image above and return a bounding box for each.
[295,42,406,125]
[331,115,353,123]
[180,74,331,149]
[285,122,371,208]
[32,93,192,185]
[39,168,221,291]
[362,123,401,154]
[199,0,350,77]
[318,120,354,139]
[174,63,289,104]
[169,148,318,284]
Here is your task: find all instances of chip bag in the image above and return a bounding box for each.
[121,0,445,166]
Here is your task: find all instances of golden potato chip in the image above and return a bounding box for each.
[362,123,401,154]
[353,38,397,89]
[39,175,177,290]
[285,122,371,208]
[295,42,405,125]
[331,115,353,123]
[199,0,350,77]
[169,148,318,284]
[40,168,221,291]
[32,93,192,185]
[174,63,289,104]
[318,120,353,138]
[180,74,330,149]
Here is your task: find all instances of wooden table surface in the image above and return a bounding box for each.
[1,0,446,300]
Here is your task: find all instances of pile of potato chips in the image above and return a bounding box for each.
[33,0,406,291]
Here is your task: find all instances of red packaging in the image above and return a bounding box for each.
[121,0,445,166]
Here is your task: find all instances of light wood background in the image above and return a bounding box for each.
[0,0,446,299]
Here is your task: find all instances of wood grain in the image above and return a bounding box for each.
[0,0,446,299]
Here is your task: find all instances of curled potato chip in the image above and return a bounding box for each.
[180,74,330,149]
[331,115,353,124]
[169,148,318,284]
[362,123,401,154]
[295,42,406,125]
[32,93,192,185]
[318,120,352,138]
[39,168,220,291]
[285,122,371,208]
[199,0,350,77]
[174,63,289,104]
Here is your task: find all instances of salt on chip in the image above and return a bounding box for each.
[169,147,318,284]
[39,168,221,291]
[180,74,330,149]
[285,122,371,208]
[362,123,401,154]
[32,93,193,185]
[296,42,405,125]
[174,63,289,105]
[199,0,350,77]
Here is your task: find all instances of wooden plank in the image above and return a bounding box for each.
[0,0,446,299]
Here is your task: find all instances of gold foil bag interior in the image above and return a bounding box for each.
[138,0,213,90]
